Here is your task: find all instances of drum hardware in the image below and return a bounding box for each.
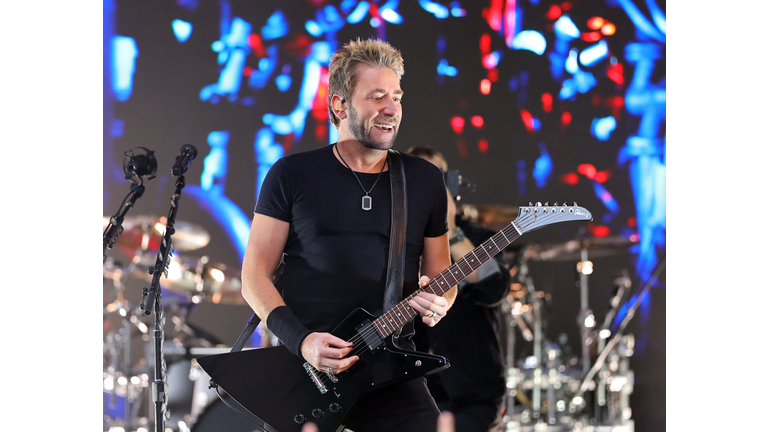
[503,237,644,432]
[566,257,664,431]
[131,254,246,307]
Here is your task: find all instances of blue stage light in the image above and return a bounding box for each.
[511,30,546,55]
[172,19,193,43]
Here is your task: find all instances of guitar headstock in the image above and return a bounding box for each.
[513,202,592,234]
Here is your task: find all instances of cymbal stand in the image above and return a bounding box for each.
[517,249,544,422]
[596,270,631,419]
[576,245,594,374]
[104,182,146,263]
[140,175,188,432]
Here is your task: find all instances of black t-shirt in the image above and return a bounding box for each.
[254,144,448,336]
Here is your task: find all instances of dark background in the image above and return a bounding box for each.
[103,1,666,431]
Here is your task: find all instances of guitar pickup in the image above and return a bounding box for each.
[356,320,383,351]
[303,362,328,394]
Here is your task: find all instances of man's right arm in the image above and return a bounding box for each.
[241,213,291,321]
[241,213,358,372]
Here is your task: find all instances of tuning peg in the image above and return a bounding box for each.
[536,202,542,206]
[529,202,533,206]
[553,202,558,206]
[573,201,578,206]
[544,202,549,206]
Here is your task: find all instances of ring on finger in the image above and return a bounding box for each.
[428,310,437,318]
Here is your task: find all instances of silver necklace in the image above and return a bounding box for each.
[334,144,387,211]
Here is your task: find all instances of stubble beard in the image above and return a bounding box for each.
[348,103,399,151]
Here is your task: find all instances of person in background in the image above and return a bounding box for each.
[408,146,511,432]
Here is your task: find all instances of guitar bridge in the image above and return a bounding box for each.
[303,362,328,394]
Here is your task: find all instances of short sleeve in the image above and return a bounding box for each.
[254,158,293,223]
[423,166,449,238]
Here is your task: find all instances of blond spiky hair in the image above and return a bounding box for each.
[327,38,405,128]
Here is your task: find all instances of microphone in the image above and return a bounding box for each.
[172,144,198,176]
[122,147,158,184]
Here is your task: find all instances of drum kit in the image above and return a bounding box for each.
[469,205,640,432]
[102,215,270,432]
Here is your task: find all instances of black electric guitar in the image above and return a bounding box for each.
[196,203,592,432]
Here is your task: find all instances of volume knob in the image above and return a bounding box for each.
[329,403,341,413]
[312,409,324,418]
[294,414,306,424]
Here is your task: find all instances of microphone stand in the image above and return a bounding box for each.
[140,175,187,432]
[103,182,145,262]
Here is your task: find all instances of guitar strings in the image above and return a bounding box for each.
[311,208,571,384]
[336,210,541,357]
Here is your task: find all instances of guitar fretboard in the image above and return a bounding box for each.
[371,221,521,338]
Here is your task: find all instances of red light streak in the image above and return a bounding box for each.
[505,0,517,47]
[541,92,553,113]
[478,139,489,153]
[471,115,485,129]
[587,17,604,30]
[578,164,596,179]
[560,173,579,185]
[480,79,492,95]
[594,170,611,183]
[248,34,266,57]
[519,109,534,133]
[561,111,572,128]
[451,116,465,134]
[581,31,601,42]
[484,0,504,31]
[607,62,625,86]
[546,5,562,20]
[588,224,611,238]
[480,34,491,55]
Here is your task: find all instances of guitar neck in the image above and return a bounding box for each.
[372,221,521,338]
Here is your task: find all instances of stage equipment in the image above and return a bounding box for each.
[104,147,157,262]
[134,254,246,306]
[501,233,642,432]
[102,215,211,255]
[140,144,199,432]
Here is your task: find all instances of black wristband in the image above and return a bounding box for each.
[266,306,312,358]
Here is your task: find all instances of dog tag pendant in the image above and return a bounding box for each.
[362,195,372,211]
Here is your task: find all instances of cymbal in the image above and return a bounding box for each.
[525,235,638,262]
[103,215,210,252]
[135,254,246,306]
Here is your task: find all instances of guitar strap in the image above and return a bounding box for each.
[383,149,407,317]
[231,150,407,353]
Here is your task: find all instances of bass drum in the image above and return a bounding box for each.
[190,392,266,432]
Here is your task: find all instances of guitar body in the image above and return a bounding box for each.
[196,308,450,432]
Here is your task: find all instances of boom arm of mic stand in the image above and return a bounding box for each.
[103,183,145,262]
